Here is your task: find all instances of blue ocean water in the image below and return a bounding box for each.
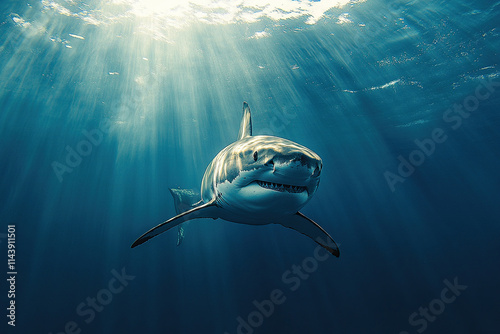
[1,0,499,333]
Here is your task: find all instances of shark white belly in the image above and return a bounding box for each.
[132,102,339,257]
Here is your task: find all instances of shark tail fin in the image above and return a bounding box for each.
[169,188,202,214]
[169,188,202,246]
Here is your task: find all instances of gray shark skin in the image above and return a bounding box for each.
[131,102,339,257]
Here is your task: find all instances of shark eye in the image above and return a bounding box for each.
[253,151,258,161]
[313,166,320,177]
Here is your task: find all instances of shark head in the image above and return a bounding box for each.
[216,136,321,219]
[201,104,322,223]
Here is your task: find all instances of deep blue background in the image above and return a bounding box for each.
[1,0,499,333]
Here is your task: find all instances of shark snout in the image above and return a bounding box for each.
[270,154,322,178]
[270,159,321,183]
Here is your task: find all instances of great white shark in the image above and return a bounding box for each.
[131,102,339,257]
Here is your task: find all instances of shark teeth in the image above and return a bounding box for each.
[256,180,306,193]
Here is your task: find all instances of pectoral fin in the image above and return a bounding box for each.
[278,212,340,257]
[131,201,219,248]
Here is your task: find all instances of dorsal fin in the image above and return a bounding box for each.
[237,102,252,140]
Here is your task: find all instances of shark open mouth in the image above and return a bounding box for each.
[256,180,306,193]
